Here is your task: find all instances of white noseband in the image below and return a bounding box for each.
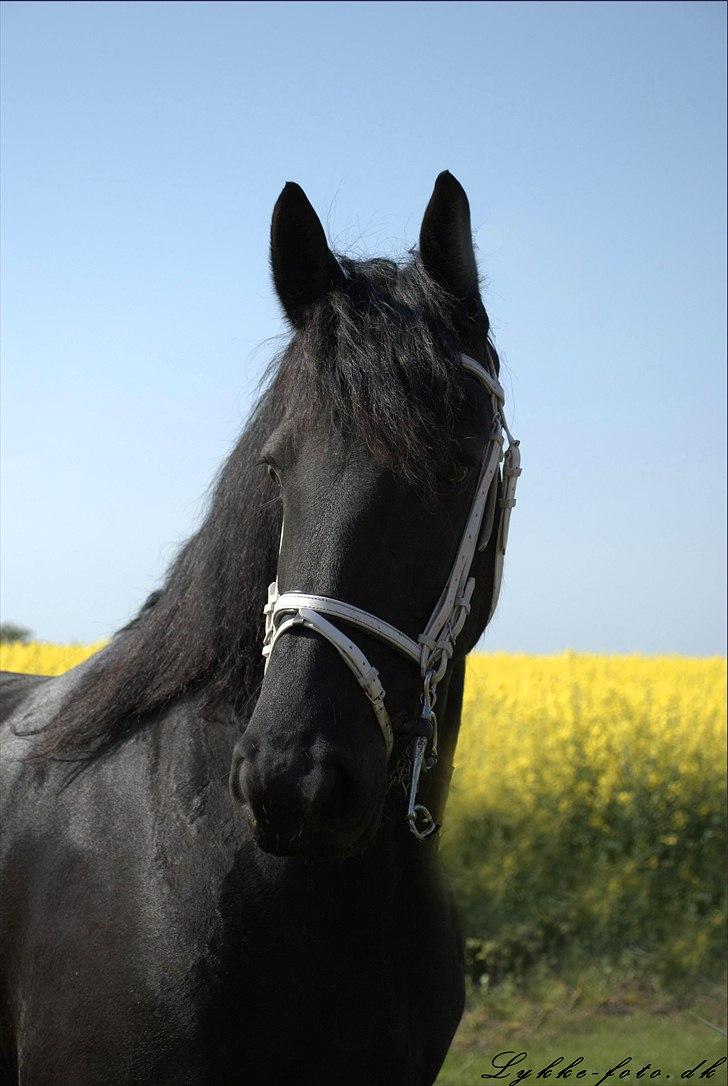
[262,348,521,838]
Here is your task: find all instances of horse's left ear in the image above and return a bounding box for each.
[270,182,345,328]
[419,171,480,305]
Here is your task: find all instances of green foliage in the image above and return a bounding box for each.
[0,622,32,644]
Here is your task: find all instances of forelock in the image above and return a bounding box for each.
[266,254,467,492]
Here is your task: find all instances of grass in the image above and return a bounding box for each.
[437,969,727,1086]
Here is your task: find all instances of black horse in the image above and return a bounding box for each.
[1,172,511,1085]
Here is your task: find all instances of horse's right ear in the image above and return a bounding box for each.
[270,182,345,328]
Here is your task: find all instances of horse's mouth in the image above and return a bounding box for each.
[245,801,383,862]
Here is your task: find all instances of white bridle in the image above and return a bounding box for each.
[262,348,521,839]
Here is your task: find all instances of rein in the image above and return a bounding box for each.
[262,348,521,839]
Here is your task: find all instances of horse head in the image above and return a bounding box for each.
[230,173,518,859]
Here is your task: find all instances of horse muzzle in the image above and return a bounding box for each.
[229,730,382,859]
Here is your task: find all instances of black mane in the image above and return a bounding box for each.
[30,253,485,763]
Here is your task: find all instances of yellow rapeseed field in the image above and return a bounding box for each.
[2,642,725,976]
[0,641,108,676]
[449,653,727,979]
[455,652,725,828]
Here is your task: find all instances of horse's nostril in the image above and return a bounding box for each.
[229,754,249,806]
[299,762,339,824]
[237,733,259,761]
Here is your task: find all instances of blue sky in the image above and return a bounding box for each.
[1,1,725,653]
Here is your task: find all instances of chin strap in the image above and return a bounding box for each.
[261,347,521,839]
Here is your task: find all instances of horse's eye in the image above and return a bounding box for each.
[267,465,282,487]
[443,459,471,486]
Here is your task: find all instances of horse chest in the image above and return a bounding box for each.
[193,854,466,1085]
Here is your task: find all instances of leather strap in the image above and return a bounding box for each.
[418,433,502,669]
[267,593,421,665]
[460,353,505,401]
[263,606,394,757]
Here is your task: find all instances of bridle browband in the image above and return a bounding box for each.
[262,347,521,839]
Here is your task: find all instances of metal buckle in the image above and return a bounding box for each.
[405,697,441,838]
[406,803,439,840]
